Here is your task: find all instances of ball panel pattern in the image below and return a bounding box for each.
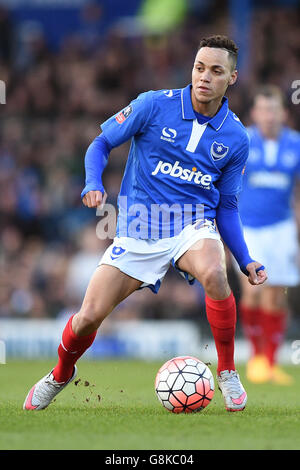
[155,355,214,413]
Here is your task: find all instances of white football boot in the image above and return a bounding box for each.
[23,366,77,411]
[217,370,247,412]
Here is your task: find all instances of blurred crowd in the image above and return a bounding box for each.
[0,4,300,323]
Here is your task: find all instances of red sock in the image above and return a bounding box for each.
[205,292,236,374]
[261,310,287,366]
[53,315,97,383]
[239,303,263,356]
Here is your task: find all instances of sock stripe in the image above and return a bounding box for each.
[60,339,77,354]
[53,315,97,383]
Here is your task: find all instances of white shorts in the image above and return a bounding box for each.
[243,218,300,286]
[99,220,221,293]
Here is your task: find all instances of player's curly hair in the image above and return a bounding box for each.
[198,35,238,70]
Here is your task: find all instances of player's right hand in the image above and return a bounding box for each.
[82,190,107,209]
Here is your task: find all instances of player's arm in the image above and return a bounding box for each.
[215,134,267,285]
[215,194,267,285]
[81,134,111,208]
[81,91,153,208]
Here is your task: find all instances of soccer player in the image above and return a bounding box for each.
[23,35,267,412]
[238,85,300,385]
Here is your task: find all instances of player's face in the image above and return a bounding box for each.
[191,47,237,110]
[251,95,286,138]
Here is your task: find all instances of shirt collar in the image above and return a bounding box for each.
[181,84,229,131]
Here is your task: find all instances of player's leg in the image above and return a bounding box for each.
[176,238,247,411]
[240,218,297,384]
[237,272,271,383]
[177,238,234,373]
[23,265,142,410]
[52,264,143,382]
[259,285,293,385]
[239,272,263,356]
[235,223,268,372]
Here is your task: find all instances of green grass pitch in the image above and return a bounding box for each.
[1,359,300,450]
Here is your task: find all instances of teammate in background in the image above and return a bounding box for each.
[23,35,267,413]
[238,85,300,385]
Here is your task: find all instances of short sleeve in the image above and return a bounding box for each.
[215,134,250,196]
[100,91,153,148]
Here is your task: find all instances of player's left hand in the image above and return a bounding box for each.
[245,261,267,285]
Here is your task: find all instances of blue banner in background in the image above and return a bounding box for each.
[1,0,143,50]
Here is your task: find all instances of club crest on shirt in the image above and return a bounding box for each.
[110,245,126,260]
[116,105,133,124]
[210,141,229,161]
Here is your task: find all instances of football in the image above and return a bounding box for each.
[155,355,214,413]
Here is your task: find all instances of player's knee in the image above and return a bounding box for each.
[200,264,228,296]
[76,301,107,334]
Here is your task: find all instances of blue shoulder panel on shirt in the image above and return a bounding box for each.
[100,90,154,148]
